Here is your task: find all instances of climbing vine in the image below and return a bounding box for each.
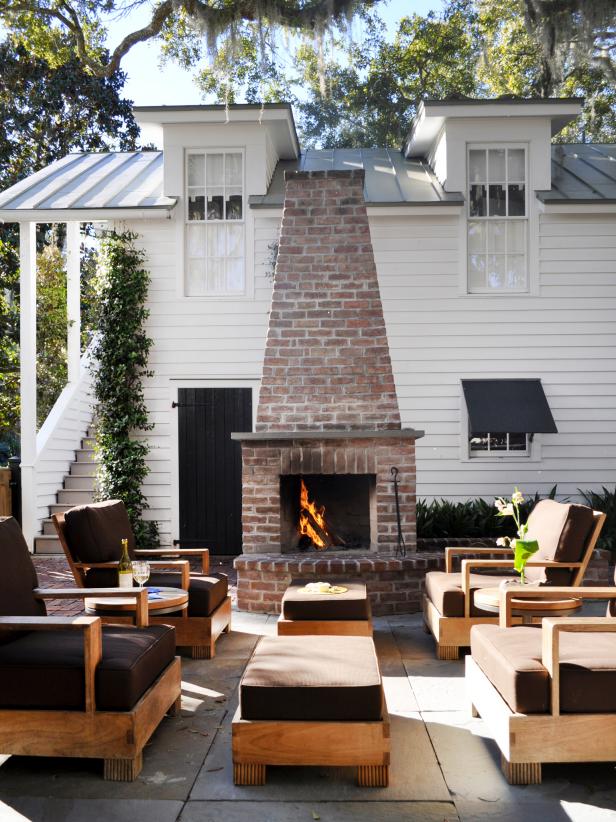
[90,230,159,548]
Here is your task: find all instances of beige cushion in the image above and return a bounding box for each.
[523,500,595,585]
[425,571,516,617]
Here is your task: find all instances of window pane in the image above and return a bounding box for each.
[187,224,206,257]
[508,184,525,216]
[468,150,486,183]
[206,224,226,257]
[206,257,225,292]
[470,433,489,451]
[226,258,245,292]
[186,258,206,295]
[488,184,507,216]
[506,255,526,289]
[188,154,205,187]
[206,153,224,187]
[508,433,527,451]
[507,221,525,253]
[206,190,224,220]
[188,192,205,221]
[468,254,486,290]
[225,189,243,220]
[490,433,507,451]
[227,224,244,257]
[508,149,525,181]
[225,153,243,186]
[469,184,487,217]
[488,149,506,181]
[487,221,506,253]
[467,221,486,254]
[487,254,505,289]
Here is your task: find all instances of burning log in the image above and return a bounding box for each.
[298,479,346,550]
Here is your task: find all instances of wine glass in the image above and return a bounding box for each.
[131,560,150,591]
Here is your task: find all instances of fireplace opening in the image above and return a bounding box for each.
[280,474,376,552]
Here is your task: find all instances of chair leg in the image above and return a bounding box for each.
[104,752,143,781]
[501,755,541,785]
[471,703,480,718]
[234,762,266,785]
[357,764,389,787]
[192,642,214,659]
[167,695,182,716]
[436,643,459,661]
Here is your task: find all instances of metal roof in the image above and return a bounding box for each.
[540,144,616,204]
[248,148,464,208]
[0,151,176,217]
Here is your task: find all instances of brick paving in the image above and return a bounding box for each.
[33,554,238,616]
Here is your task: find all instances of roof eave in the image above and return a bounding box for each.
[0,202,177,222]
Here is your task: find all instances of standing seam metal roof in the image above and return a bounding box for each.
[539,144,616,203]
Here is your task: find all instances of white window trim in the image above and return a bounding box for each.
[464,142,530,296]
[183,147,252,299]
[459,382,542,463]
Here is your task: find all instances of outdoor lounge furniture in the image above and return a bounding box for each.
[0,516,181,781]
[277,579,373,636]
[232,635,390,786]
[53,499,231,659]
[466,581,616,785]
[423,500,605,660]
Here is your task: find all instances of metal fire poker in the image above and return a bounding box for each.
[390,466,406,558]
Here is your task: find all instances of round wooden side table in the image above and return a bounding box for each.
[474,586,582,625]
[85,586,189,618]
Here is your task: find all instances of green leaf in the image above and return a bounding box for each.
[513,540,539,574]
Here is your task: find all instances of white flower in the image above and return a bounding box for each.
[498,503,514,517]
[512,489,524,505]
[494,498,506,511]
[496,537,511,547]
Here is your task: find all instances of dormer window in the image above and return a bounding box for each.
[467,145,528,293]
[185,150,245,296]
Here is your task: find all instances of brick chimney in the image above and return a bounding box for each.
[256,169,401,432]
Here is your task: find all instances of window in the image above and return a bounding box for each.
[467,145,527,293]
[469,432,530,457]
[185,151,245,296]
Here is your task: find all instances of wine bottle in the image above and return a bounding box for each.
[118,538,133,589]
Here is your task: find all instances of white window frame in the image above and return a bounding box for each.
[466,143,529,295]
[184,148,247,298]
[469,432,531,457]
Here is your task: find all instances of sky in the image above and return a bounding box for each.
[108,0,441,106]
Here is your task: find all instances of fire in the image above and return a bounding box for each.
[299,479,330,550]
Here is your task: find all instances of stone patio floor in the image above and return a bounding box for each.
[1,562,616,821]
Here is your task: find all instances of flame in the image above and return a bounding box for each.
[299,479,330,549]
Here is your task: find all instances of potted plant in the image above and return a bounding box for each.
[494,488,540,584]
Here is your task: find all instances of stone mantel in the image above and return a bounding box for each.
[231,429,425,442]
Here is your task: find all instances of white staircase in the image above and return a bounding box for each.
[34,430,98,554]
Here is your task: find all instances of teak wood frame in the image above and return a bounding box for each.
[0,587,181,781]
[53,512,231,659]
[467,584,616,785]
[232,690,390,787]
[424,510,606,660]
[277,601,373,637]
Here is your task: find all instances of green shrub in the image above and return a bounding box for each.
[579,487,616,553]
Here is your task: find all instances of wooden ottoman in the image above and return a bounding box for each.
[232,635,390,786]
[277,579,373,636]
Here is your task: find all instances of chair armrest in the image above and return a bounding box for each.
[445,546,512,573]
[498,585,616,628]
[33,587,149,627]
[135,547,210,574]
[542,617,616,716]
[149,560,190,591]
[0,615,102,712]
[74,561,120,571]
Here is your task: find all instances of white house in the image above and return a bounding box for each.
[1,98,615,553]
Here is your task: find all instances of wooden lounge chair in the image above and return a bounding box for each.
[467,580,616,785]
[53,499,231,659]
[423,500,605,659]
[0,516,181,781]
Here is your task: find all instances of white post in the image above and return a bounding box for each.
[66,222,81,384]
[19,222,37,551]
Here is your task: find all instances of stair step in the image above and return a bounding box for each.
[82,437,95,448]
[34,534,63,554]
[64,476,96,491]
[42,518,58,535]
[57,488,95,505]
[75,449,97,464]
[49,503,75,515]
[70,462,97,477]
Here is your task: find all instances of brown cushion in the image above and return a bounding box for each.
[425,571,517,618]
[471,623,616,714]
[282,579,369,621]
[240,636,382,721]
[83,569,228,617]
[64,500,136,564]
[0,624,175,711]
[0,517,45,620]
[523,500,595,585]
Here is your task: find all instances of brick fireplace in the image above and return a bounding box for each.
[232,168,424,614]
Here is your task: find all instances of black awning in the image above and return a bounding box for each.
[462,379,558,435]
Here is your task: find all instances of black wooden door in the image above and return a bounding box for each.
[178,387,252,555]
